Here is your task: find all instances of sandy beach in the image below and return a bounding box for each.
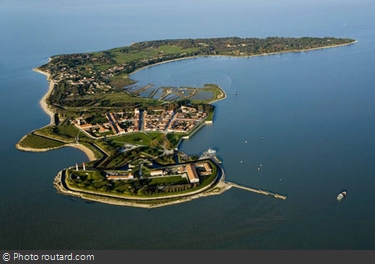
[16,140,97,162]
[33,67,55,125]
[65,143,97,161]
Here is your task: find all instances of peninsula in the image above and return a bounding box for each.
[16,36,356,207]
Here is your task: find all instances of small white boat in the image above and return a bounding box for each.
[337,191,347,201]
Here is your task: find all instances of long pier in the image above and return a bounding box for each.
[230,183,287,200]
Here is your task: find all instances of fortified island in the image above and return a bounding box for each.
[16,36,356,208]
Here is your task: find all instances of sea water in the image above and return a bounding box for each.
[1,0,375,249]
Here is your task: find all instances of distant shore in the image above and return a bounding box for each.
[129,40,357,76]
[243,39,358,57]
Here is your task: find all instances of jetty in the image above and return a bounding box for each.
[230,183,287,200]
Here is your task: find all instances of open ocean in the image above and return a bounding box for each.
[1,0,375,249]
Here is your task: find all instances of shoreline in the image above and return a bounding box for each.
[16,140,97,162]
[129,40,357,77]
[65,143,97,161]
[19,66,97,162]
[33,66,55,125]
[53,159,286,208]
[242,39,358,57]
[53,166,233,209]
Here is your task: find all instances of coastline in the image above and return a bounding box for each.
[14,66,93,162]
[65,143,97,161]
[31,64,97,162]
[53,167,233,208]
[129,40,357,77]
[16,140,97,162]
[35,41,357,119]
[52,159,286,208]
[243,39,358,58]
[33,66,55,125]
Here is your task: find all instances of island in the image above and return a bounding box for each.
[16,36,356,208]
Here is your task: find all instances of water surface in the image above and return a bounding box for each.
[1,0,375,249]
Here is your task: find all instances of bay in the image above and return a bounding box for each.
[1,0,375,250]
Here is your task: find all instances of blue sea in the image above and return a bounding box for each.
[1,0,375,250]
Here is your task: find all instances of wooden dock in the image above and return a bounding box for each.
[230,183,287,200]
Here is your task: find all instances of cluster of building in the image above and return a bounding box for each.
[105,171,134,181]
[106,110,140,134]
[73,106,208,137]
[143,109,173,132]
[148,161,212,184]
[73,109,140,137]
[51,53,173,97]
[167,106,207,133]
[54,66,113,94]
[104,161,212,185]
[71,160,213,186]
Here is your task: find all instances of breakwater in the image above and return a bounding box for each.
[230,183,287,200]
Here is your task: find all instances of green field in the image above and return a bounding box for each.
[148,176,188,186]
[110,45,199,64]
[18,134,65,149]
[107,132,157,147]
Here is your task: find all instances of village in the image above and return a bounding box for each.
[72,105,209,138]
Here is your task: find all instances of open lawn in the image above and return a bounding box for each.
[107,132,158,147]
[111,45,199,64]
[110,74,136,89]
[148,176,188,186]
[18,134,65,149]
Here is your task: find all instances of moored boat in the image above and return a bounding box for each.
[337,191,347,201]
